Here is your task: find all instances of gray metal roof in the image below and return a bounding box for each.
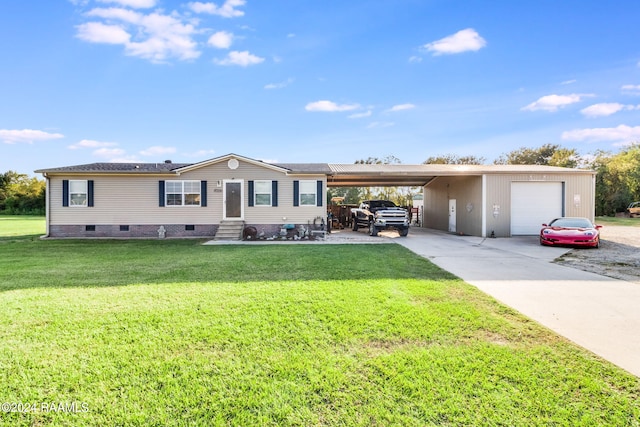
[35,154,595,187]
[34,162,192,174]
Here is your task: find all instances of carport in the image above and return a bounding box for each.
[323,163,596,238]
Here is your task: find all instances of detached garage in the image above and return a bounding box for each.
[326,163,595,238]
[417,165,596,237]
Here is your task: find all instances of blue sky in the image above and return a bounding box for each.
[1,0,640,174]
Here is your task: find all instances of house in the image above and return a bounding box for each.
[35,153,329,239]
[35,153,597,239]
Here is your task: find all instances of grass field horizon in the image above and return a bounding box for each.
[1,216,639,426]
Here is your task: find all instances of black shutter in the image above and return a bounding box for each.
[248,181,254,207]
[316,180,323,207]
[87,180,94,207]
[293,180,299,207]
[159,181,165,207]
[272,180,278,207]
[201,181,207,207]
[62,180,69,207]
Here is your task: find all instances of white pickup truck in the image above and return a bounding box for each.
[351,200,410,236]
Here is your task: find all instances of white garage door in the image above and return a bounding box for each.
[511,182,563,235]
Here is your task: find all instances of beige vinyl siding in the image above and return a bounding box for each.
[49,158,326,226]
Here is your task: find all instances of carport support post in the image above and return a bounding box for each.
[481,174,487,238]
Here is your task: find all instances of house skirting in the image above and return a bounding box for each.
[47,223,324,238]
[48,224,220,238]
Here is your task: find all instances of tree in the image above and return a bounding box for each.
[0,171,46,214]
[354,155,402,165]
[423,154,486,165]
[494,143,580,167]
[588,144,640,216]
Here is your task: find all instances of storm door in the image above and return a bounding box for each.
[224,181,243,219]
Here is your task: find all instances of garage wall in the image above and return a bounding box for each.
[485,173,595,237]
[423,176,482,236]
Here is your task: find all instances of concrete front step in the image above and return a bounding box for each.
[214,221,244,241]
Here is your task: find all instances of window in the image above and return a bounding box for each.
[166,181,201,206]
[254,180,272,206]
[120,225,129,232]
[185,224,195,231]
[85,225,96,231]
[63,180,93,207]
[70,180,88,206]
[299,180,317,206]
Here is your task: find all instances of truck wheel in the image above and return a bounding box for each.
[368,222,378,236]
[352,220,359,231]
[399,228,409,237]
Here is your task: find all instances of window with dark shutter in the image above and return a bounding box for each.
[201,181,207,207]
[293,180,299,207]
[248,181,254,207]
[272,180,278,207]
[159,181,165,207]
[62,180,69,207]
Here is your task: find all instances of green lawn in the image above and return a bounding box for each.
[596,216,640,227]
[0,218,639,426]
[0,215,45,240]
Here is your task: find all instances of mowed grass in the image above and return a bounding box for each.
[596,216,640,227]
[0,215,45,239]
[0,218,639,426]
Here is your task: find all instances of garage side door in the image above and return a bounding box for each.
[511,182,563,235]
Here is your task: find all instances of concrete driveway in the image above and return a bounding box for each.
[390,227,640,377]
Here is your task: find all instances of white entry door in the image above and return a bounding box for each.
[448,199,456,233]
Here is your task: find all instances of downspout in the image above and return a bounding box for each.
[43,173,50,238]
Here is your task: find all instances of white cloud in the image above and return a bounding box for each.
[387,103,416,112]
[185,149,216,158]
[188,0,245,18]
[305,100,360,112]
[348,111,372,119]
[77,8,201,62]
[207,31,233,49]
[214,50,264,66]
[561,79,577,85]
[0,129,64,144]
[408,55,422,63]
[562,124,640,143]
[423,28,486,55]
[264,78,293,90]
[287,33,295,38]
[97,0,156,8]
[522,93,592,112]
[580,103,640,118]
[139,146,177,156]
[68,139,118,149]
[621,84,640,95]
[76,22,131,44]
[98,0,156,9]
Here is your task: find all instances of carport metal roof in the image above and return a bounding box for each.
[323,163,595,187]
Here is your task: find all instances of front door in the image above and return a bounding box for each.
[224,181,243,219]
[448,199,456,233]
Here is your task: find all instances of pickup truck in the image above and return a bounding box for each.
[351,200,410,236]
[628,201,640,218]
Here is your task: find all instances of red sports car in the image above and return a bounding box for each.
[540,217,602,248]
